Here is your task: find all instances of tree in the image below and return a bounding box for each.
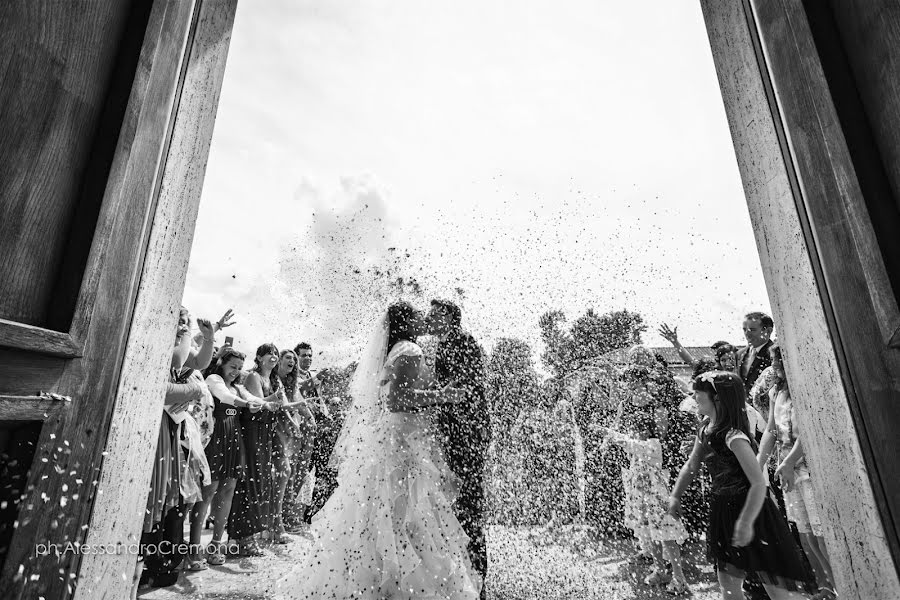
[538,310,571,376]
[486,337,540,437]
[539,308,647,376]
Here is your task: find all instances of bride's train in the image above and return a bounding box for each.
[276,409,482,599]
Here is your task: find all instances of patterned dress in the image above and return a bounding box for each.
[608,429,687,546]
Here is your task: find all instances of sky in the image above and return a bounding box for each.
[183,0,771,371]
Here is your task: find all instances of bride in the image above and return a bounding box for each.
[277,301,483,599]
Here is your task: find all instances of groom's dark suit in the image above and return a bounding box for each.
[435,328,490,584]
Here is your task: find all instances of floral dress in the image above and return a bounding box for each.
[608,429,687,545]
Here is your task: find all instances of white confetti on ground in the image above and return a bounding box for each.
[137,525,720,600]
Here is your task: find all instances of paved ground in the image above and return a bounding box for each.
[138,525,720,599]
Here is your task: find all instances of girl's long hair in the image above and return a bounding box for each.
[693,370,755,448]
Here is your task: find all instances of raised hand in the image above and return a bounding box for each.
[215,308,236,332]
[197,318,216,340]
[658,323,679,345]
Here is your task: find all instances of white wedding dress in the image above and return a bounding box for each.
[277,328,482,600]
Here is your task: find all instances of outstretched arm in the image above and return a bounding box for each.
[385,355,461,412]
[186,319,216,370]
[658,323,696,366]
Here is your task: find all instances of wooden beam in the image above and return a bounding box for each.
[700,0,900,597]
[0,0,201,597]
[73,1,239,598]
[750,0,900,571]
[0,320,83,358]
[0,396,69,422]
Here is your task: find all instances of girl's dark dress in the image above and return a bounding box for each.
[699,424,807,590]
[228,374,275,540]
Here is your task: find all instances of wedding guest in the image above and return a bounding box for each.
[712,341,739,374]
[189,348,265,566]
[758,346,835,600]
[738,312,775,397]
[603,408,690,595]
[669,371,808,600]
[272,349,314,541]
[229,343,282,555]
[290,342,326,529]
[139,309,213,588]
[658,323,739,374]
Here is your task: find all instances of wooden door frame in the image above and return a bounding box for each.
[4,0,897,597]
[701,1,900,597]
[0,1,238,598]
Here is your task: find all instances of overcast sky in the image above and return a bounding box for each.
[183,0,771,370]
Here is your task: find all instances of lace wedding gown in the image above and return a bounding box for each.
[277,340,482,599]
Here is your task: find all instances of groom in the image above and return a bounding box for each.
[427,299,490,592]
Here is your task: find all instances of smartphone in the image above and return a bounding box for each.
[224,336,234,346]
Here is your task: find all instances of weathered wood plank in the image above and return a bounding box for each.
[0,348,69,398]
[0,0,201,597]
[0,396,69,421]
[0,1,132,327]
[74,4,239,595]
[701,0,900,597]
[0,319,83,358]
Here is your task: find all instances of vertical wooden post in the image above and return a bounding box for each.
[74,1,238,598]
[700,1,900,597]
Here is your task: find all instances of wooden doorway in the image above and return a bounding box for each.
[0,0,236,597]
[1,1,898,598]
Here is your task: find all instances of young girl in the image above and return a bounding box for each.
[669,370,809,600]
[604,405,690,595]
[758,346,835,600]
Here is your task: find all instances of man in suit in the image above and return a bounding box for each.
[426,299,490,596]
[738,311,775,393]
[737,312,784,600]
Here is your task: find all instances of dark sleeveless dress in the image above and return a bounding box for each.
[228,374,275,540]
[699,424,807,590]
[204,394,246,481]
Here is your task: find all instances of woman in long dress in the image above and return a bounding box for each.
[278,301,483,599]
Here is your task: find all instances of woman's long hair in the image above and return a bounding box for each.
[386,301,419,358]
[693,370,755,448]
[252,342,282,393]
[213,348,246,385]
[277,349,300,401]
[770,344,788,392]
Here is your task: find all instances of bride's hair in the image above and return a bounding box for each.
[387,301,419,356]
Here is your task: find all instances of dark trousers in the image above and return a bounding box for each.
[141,503,187,580]
[448,454,487,597]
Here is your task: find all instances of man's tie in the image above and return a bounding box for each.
[743,346,757,378]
